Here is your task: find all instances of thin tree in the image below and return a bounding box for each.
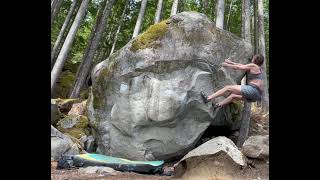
[210,0,215,21]
[251,3,255,46]
[69,0,115,98]
[257,0,269,111]
[51,0,64,25]
[51,0,78,69]
[226,0,235,31]
[72,7,103,90]
[132,0,148,38]
[237,0,251,148]
[52,2,82,67]
[215,0,225,29]
[110,1,129,55]
[154,0,163,23]
[254,0,258,53]
[170,0,179,16]
[51,0,59,15]
[242,0,251,42]
[51,0,90,90]
[202,0,208,13]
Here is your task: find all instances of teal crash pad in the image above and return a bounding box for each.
[58,153,164,174]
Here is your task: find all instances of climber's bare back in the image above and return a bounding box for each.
[247,63,264,92]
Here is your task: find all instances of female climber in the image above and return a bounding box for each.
[201,54,265,108]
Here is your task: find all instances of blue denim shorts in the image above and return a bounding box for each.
[241,84,261,102]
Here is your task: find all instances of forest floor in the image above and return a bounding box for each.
[51,162,172,180]
[51,106,269,180]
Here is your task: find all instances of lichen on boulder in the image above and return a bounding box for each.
[57,115,90,139]
[130,20,168,52]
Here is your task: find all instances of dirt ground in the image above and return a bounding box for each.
[51,106,269,180]
[51,159,268,180]
[51,161,172,180]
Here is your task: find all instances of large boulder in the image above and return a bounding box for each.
[242,135,269,160]
[51,125,79,160]
[56,114,95,152]
[87,12,253,161]
[173,136,246,179]
[57,115,90,139]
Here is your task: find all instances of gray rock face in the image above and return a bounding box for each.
[87,12,253,161]
[78,166,118,175]
[85,135,95,152]
[178,136,246,166]
[242,135,269,160]
[173,136,246,178]
[56,115,90,139]
[51,100,61,125]
[51,125,79,160]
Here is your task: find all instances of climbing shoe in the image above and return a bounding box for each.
[200,91,209,103]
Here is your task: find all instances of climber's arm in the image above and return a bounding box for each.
[222,62,251,71]
[224,59,242,65]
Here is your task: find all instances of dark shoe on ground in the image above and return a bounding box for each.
[200,91,209,103]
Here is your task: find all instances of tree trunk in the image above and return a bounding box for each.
[71,7,102,90]
[215,0,225,29]
[170,0,179,16]
[51,0,59,15]
[53,2,82,67]
[179,0,184,13]
[242,0,251,42]
[51,0,90,90]
[257,0,269,111]
[94,25,111,63]
[51,0,64,25]
[254,0,258,54]
[211,0,215,20]
[251,6,255,46]
[69,0,115,98]
[110,1,128,54]
[226,0,235,31]
[237,93,252,147]
[132,0,148,38]
[202,0,208,13]
[51,0,78,69]
[96,41,107,63]
[154,0,163,23]
[237,0,251,147]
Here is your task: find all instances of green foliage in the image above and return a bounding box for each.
[51,0,269,98]
[182,0,201,12]
[224,0,242,37]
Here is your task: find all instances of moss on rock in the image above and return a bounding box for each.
[130,20,168,52]
[229,101,243,122]
[57,115,89,139]
[53,70,75,98]
[92,52,120,110]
